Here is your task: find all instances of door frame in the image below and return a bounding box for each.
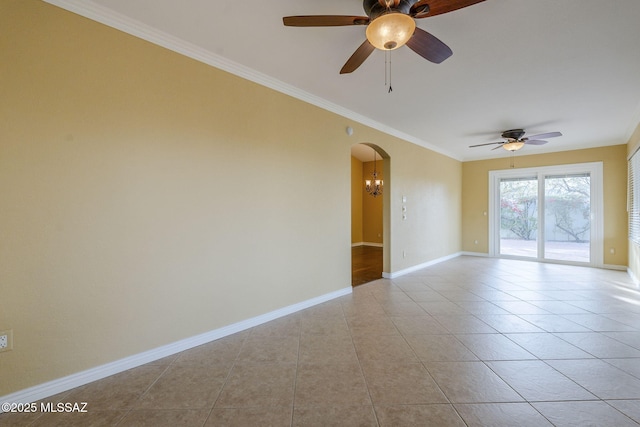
[488,162,604,267]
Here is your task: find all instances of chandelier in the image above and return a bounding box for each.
[365,149,383,197]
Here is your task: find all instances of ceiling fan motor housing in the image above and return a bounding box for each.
[502,129,526,141]
[363,0,420,19]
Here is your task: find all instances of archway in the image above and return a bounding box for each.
[350,143,390,285]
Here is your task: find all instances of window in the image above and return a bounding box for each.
[629,152,640,245]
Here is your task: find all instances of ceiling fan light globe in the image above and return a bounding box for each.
[503,141,525,151]
[366,12,416,51]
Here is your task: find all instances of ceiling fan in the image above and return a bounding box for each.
[469,129,563,152]
[283,0,486,74]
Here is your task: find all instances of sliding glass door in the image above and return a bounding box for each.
[499,177,538,258]
[490,163,602,266]
[544,174,590,262]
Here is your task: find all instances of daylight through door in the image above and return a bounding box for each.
[490,163,603,266]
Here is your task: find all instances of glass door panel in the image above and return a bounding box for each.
[499,177,538,258]
[544,174,590,262]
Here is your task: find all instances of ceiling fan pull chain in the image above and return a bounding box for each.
[387,51,393,93]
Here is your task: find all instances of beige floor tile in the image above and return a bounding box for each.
[606,400,640,423]
[533,401,639,427]
[236,336,299,364]
[11,257,640,427]
[361,361,447,405]
[547,359,640,399]
[0,411,44,426]
[431,315,496,334]
[504,333,593,359]
[560,314,637,332]
[294,363,371,406]
[341,302,387,318]
[390,315,449,335]
[418,301,468,315]
[486,360,596,401]
[504,290,554,301]
[473,314,544,333]
[249,316,301,337]
[405,334,479,361]
[404,290,449,302]
[393,280,431,292]
[298,301,344,317]
[292,405,377,427]
[119,409,210,426]
[29,410,127,427]
[492,301,551,315]
[63,365,166,410]
[352,334,418,363]
[468,290,520,301]
[374,404,466,426]
[0,391,76,426]
[604,331,640,350]
[456,334,536,361]
[438,290,487,302]
[174,336,244,367]
[518,314,591,332]
[381,301,428,316]
[453,301,511,315]
[206,407,292,426]
[215,363,296,408]
[136,363,230,409]
[554,332,640,358]
[455,403,553,427]
[346,315,400,335]
[298,334,359,365]
[372,290,414,304]
[603,313,640,328]
[426,361,523,403]
[299,315,350,336]
[604,358,640,379]
[528,300,591,314]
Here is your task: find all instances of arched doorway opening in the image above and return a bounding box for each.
[350,143,390,286]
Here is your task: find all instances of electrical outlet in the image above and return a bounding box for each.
[0,330,13,353]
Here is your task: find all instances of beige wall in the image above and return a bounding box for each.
[627,123,640,279]
[0,0,463,395]
[462,145,628,266]
[351,156,363,244]
[362,160,384,245]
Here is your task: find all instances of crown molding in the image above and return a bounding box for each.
[42,0,461,161]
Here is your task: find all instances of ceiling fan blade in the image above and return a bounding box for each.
[283,15,369,27]
[492,145,504,151]
[525,131,562,140]
[340,40,376,74]
[525,140,549,146]
[406,27,452,64]
[469,141,503,148]
[411,0,486,18]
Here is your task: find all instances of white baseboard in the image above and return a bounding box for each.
[460,251,490,257]
[602,264,628,271]
[382,252,462,279]
[464,252,628,273]
[0,286,352,410]
[351,242,384,248]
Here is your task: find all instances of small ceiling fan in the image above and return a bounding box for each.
[469,129,563,152]
[283,0,485,74]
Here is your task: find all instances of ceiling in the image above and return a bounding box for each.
[47,0,640,162]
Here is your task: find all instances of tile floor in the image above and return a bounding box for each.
[2,256,640,426]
